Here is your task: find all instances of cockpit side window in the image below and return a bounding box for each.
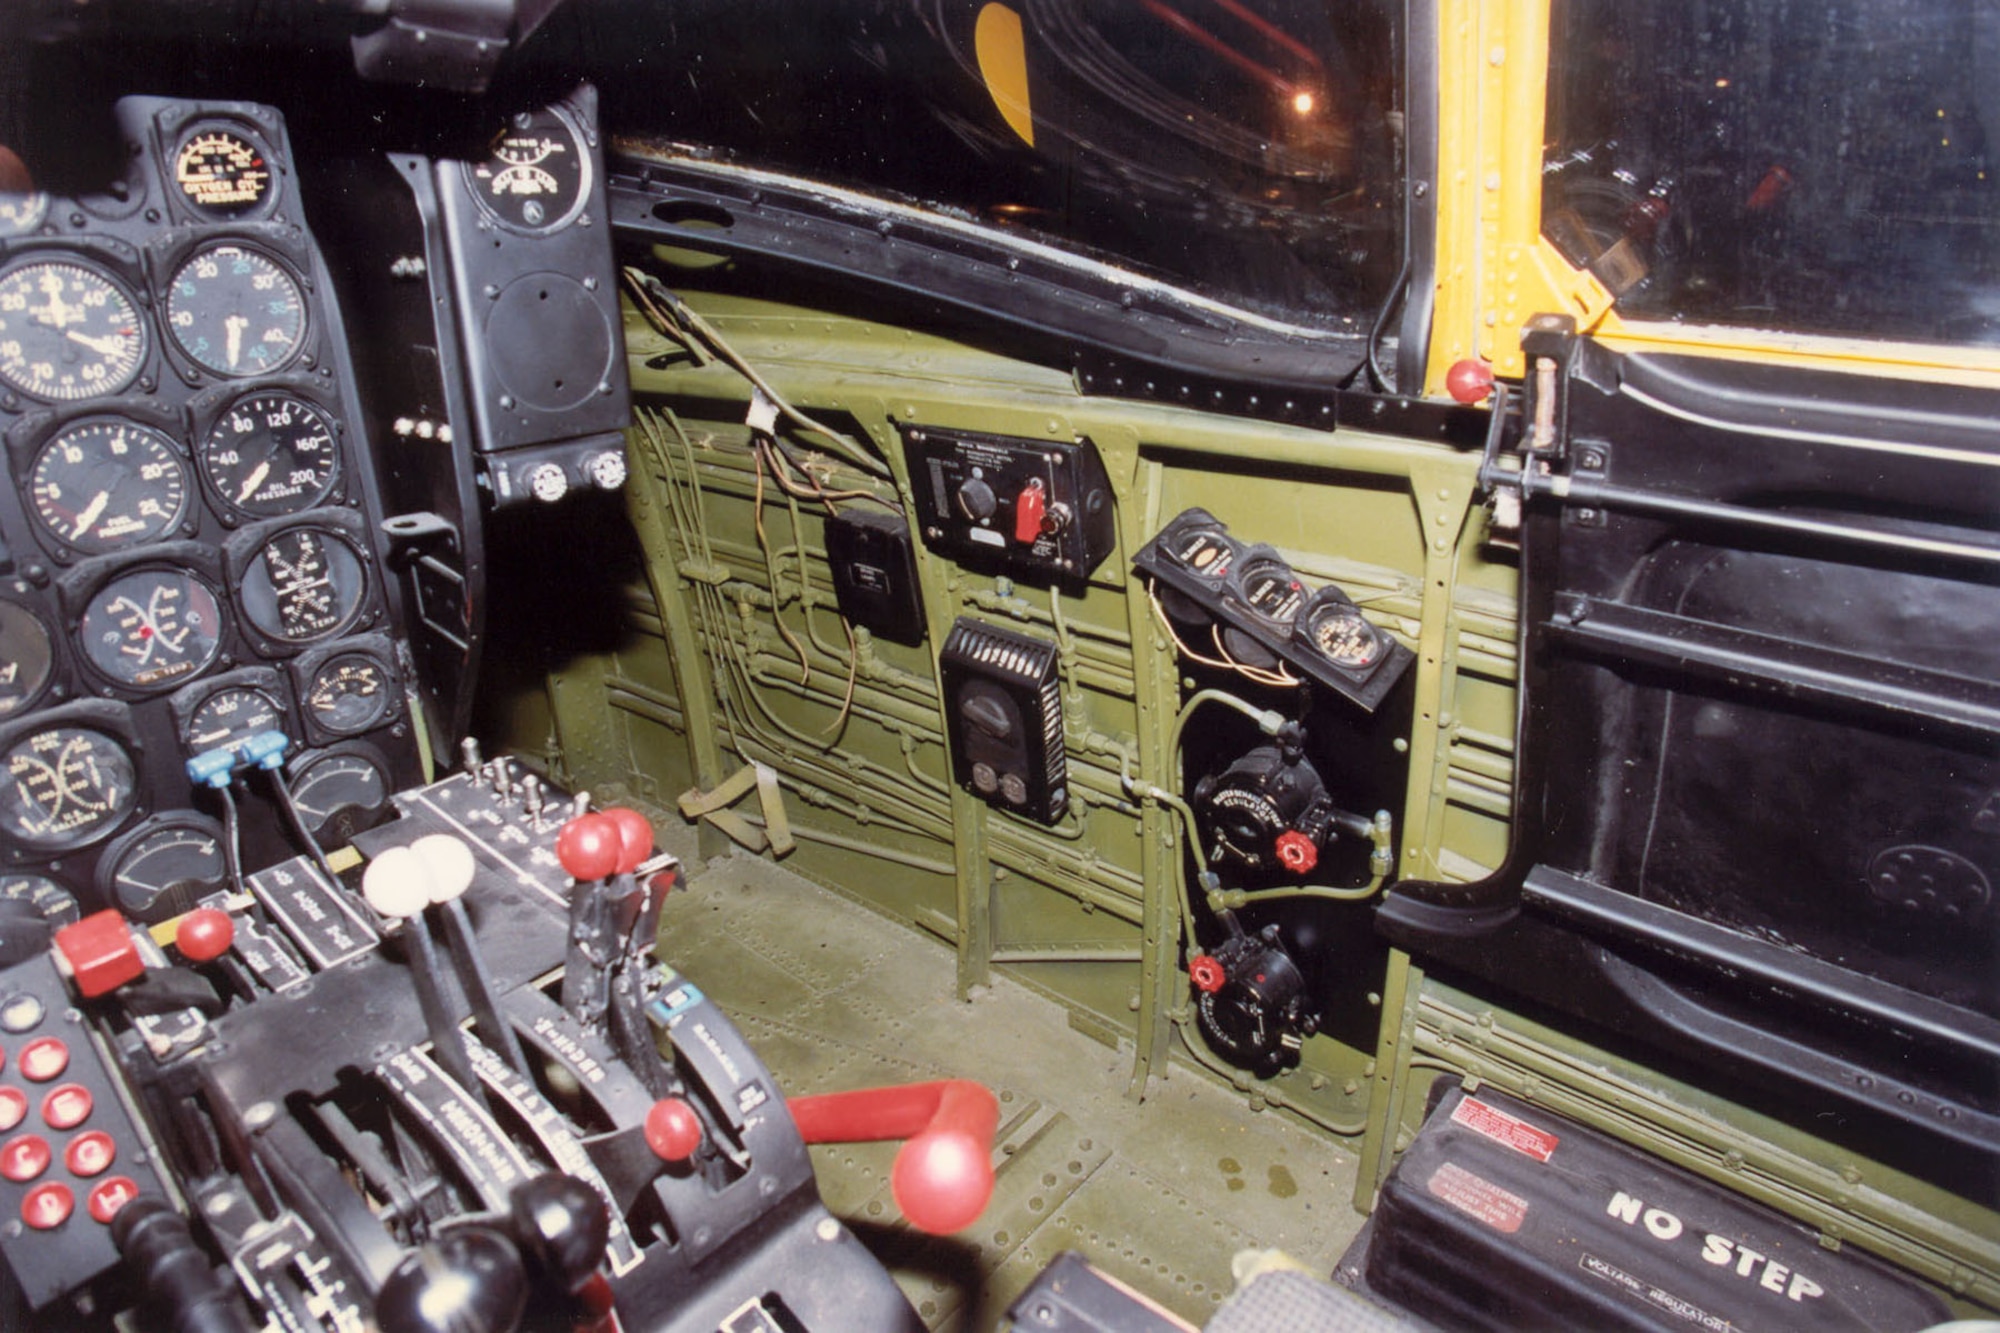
[577,0,1405,333]
[1543,0,1999,345]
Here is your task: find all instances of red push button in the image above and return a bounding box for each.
[18,1038,67,1082]
[88,1176,139,1225]
[0,1087,25,1133]
[65,1131,115,1178]
[22,1181,72,1229]
[1,1133,50,1182]
[53,910,143,998]
[41,1083,90,1131]
[1012,481,1047,544]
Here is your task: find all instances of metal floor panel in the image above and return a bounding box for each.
[654,839,1367,1329]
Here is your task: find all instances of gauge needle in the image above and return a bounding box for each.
[65,329,123,356]
[224,314,248,369]
[236,460,271,506]
[72,490,109,539]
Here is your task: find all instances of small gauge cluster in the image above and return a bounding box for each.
[1134,507,1416,712]
[0,96,421,919]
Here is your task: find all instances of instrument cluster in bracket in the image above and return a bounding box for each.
[1135,507,1415,711]
[0,95,421,923]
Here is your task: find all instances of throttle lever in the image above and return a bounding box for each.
[787,1080,999,1234]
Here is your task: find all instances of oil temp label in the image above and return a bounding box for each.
[1452,1095,1561,1162]
[1426,1160,1529,1234]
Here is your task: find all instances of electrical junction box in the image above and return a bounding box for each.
[826,507,926,646]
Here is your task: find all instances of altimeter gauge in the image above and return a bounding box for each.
[0,260,148,402]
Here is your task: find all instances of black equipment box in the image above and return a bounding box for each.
[826,507,926,646]
[1358,1082,1948,1332]
[939,618,1068,825]
[902,425,1115,584]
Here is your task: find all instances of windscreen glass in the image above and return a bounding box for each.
[574,0,1405,333]
[1544,0,2000,344]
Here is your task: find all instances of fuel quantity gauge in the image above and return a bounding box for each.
[0,724,136,851]
[78,568,224,691]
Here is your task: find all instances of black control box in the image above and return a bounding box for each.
[826,508,926,646]
[939,619,1067,825]
[903,426,1115,584]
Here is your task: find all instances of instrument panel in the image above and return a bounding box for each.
[0,96,421,916]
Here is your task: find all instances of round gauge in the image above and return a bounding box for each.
[0,725,137,851]
[172,128,272,218]
[165,244,305,377]
[0,601,54,718]
[288,747,389,842]
[1173,530,1236,581]
[28,419,190,556]
[1303,601,1383,671]
[185,685,284,757]
[78,569,225,691]
[466,107,589,232]
[102,815,228,923]
[0,874,79,927]
[239,527,366,645]
[202,392,339,519]
[0,259,148,402]
[306,653,390,736]
[1236,555,1305,628]
[0,192,49,238]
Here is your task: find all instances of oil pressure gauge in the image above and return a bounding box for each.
[201,391,339,519]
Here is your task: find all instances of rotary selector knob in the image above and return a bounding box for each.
[955,476,997,522]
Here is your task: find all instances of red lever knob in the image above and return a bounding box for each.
[1188,954,1227,994]
[644,1097,703,1163]
[603,806,654,876]
[556,813,622,881]
[1274,829,1318,874]
[1012,482,1047,544]
[1445,358,1494,405]
[54,911,143,999]
[174,908,235,963]
[788,1079,999,1234]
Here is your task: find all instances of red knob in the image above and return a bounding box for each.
[1012,481,1047,545]
[1274,829,1318,874]
[175,908,235,963]
[1445,358,1494,405]
[603,806,654,875]
[556,813,623,881]
[1188,954,1227,994]
[644,1097,703,1163]
[53,911,144,999]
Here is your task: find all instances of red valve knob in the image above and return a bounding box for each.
[1188,954,1227,994]
[789,1080,999,1235]
[1012,482,1047,544]
[174,908,235,963]
[603,806,654,875]
[1445,358,1494,405]
[54,911,144,998]
[556,813,623,881]
[644,1097,703,1163]
[1274,829,1318,874]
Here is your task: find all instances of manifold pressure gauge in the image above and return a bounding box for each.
[0,259,148,402]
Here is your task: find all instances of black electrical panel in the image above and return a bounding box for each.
[826,508,926,646]
[1134,508,1415,712]
[939,619,1068,824]
[902,425,1115,583]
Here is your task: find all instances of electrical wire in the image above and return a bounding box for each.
[1146,581,1299,688]
[265,765,342,889]
[215,783,247,899]
[1363,253,1412,393]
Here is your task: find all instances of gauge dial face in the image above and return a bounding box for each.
[1305,604,1383,670]
[1174,530,1236,580]
[0,602,54,718]
[0,874,79,927]
[306,653,390,736]
[105,817,228,922]
[29,419,189,556]
[1236,556,1305,628]
[240,528,365,644]
[467,108,588,231]
[185,686,283,757]
[202,392,339,519]
[289,749,388,841]
[0,260,148,401]
[166,244,305,377]
[79,569,224,690]
[0,726,136,850]
[173,129,272,218]
[0,193,49,238]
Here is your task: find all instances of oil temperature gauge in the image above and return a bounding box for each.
[101,815,230,922]
[1299,587,1385,672]
[305,652,391,737]
[239,527,367,645]
[166,244,305,377]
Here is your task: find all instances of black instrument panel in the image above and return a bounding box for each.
[0,96,421,912]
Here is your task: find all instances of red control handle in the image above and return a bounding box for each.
[788,1080,999,1234]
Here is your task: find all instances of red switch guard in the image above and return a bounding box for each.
[788,1080,999,1234]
